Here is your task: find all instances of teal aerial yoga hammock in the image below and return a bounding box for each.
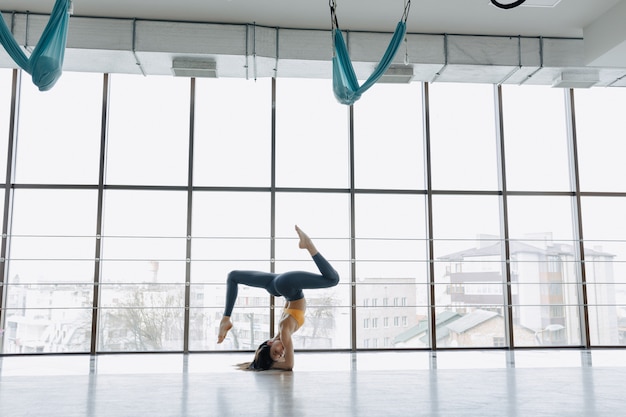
[0,0,71,91]
[330,0,411,105]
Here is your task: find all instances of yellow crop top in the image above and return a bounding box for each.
[284,308,305,328]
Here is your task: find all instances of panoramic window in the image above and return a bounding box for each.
[431,194,505,348]
[575,88,626,193]
[0,69,11,179]
[574,88,626,346]
[15,72,102,185]
[353,82,425,190]
[275,78,349,189]
[190,191,272,351]
[106,74,190,186]
[580,197,626,346]
[501,85,571,192]
[194,78,272,187]
[429,83,498,191]
[4,189,97,353]
[507,195,581,347]
[98,190,188,352]
[355,193,428,349]
[274,192,352,350]
[2,70,626,354]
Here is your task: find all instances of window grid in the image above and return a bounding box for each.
[1,70,625,354]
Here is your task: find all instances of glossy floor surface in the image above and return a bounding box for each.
[1,349,625,417]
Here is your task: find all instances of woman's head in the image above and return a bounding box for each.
[249,341,273,370]
[248,339,286,371]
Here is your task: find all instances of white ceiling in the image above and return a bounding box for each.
[2,0,626,86]
[0,0,621,37]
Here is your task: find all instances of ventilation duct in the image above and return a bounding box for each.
[2,11,626,87]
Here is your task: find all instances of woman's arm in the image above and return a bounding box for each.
[271,334,294,371]
[271,322,296,371]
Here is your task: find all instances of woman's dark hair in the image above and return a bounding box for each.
[248,340,274,371]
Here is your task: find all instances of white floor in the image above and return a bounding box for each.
[1,349,625,417]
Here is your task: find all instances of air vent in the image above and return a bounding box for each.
[379,66,414,83]
[171,59,217,78]
[552,71,599,88]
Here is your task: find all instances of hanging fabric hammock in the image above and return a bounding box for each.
[330,0,411,105]
[0,0,72,91]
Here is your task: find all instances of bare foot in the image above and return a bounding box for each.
[217,316,233,344]
[295,225,318,256]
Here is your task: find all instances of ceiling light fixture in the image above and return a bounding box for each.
[491,0,527,9]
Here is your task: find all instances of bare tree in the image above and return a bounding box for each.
[109,287,183,350]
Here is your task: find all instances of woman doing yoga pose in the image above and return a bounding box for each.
[217,225,340,371]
